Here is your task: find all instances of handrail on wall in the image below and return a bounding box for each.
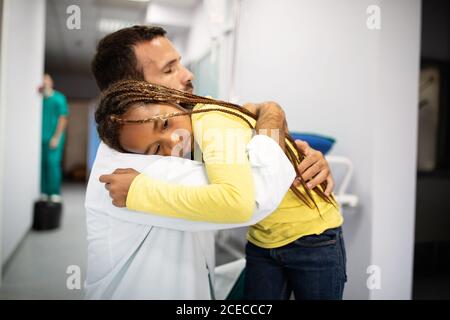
[326,155,359,208]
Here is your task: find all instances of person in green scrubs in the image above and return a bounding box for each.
[40,74,69,202]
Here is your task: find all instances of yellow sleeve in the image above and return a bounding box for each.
[126,104,256,223]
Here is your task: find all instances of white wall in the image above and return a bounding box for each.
[370,0,420,299]
[146,2,193,28]
[234,0,378,299]
[185,3,211,63]
[185,0,238,100]
[185,0,421,299]
[0,0,46,269]
[233,0,420,299]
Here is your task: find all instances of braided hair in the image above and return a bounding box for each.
[96,79,334,209]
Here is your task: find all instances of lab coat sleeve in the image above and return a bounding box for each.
[85,135,295,232]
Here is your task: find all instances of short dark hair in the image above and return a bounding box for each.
[91,25,167,91]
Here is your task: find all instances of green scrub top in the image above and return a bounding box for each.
[42,90,69,142]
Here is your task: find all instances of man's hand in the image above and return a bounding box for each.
[294,140,334,195]
[99,168,140,207]
[49,135,60,149]
[241,102,334,195]
[243,101,287,150]
[49,116,68,149]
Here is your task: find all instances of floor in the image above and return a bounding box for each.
[0,183,87,300]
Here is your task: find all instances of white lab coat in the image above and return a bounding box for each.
[84,135,295,299]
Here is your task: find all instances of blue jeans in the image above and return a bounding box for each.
[244,227,347,300]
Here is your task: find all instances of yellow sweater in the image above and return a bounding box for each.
[126,103,343,248]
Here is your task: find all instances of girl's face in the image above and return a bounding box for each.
[118,103,193,158]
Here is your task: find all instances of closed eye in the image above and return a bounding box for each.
[162,119,169,131]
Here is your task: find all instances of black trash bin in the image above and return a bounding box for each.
[32,200,62,230]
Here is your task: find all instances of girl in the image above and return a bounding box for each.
[96,80,347,300]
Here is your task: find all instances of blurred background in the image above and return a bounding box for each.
[0,0,448,299]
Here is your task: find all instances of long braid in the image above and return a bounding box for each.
[96,80,334,209]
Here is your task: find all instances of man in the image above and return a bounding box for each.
[39,74,68,203]
[86,25,333,299]
[91,26,332,190]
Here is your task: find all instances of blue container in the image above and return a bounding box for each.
[289,132,336,155]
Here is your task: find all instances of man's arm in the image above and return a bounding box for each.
[49,116,68,149]
[242,102,287,151]
[243,101,335,195]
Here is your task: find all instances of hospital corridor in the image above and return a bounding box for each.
[0,183,242,299]
[0,184,87,299]
[1,0,450,304]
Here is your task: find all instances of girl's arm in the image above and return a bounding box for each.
[124,105,256,223]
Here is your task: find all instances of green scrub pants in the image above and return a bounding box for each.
[41,137,65,196]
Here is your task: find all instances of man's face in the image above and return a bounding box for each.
[134,36,194,93]
[43,74,53,91]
